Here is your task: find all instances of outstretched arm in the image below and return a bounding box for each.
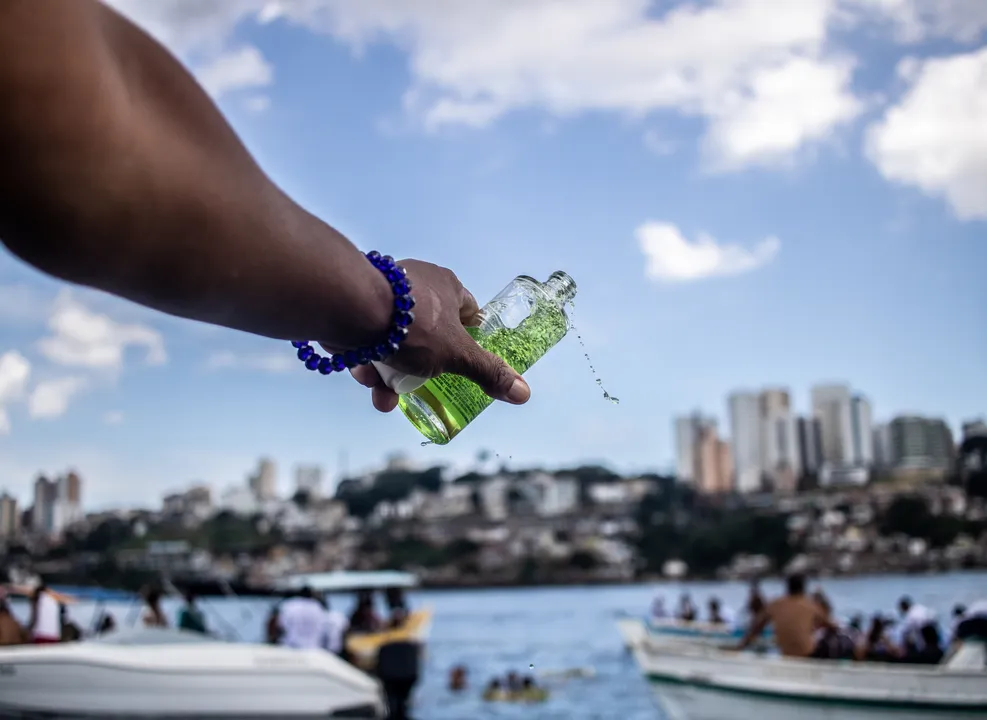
[0,0,392,350]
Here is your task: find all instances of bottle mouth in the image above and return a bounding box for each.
[545,271,577,303]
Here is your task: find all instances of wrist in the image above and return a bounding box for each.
[322,247,395,351]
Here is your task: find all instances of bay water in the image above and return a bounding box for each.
[8,571,986,719]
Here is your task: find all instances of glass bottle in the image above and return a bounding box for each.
[373,271,577,445]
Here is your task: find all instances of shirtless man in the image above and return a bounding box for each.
[734,573,835,658]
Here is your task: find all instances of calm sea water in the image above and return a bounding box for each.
[8,571,987,719]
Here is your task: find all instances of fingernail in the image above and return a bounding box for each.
[506,377,530,404]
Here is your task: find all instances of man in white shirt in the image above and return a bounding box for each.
[276,587,330,650]
[323,598,350,656]
[895,596,936,652]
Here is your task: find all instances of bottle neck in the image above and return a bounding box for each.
[543,271,577,304]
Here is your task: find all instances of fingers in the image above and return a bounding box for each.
[445,327,530,405]
[372,385,399,413]
[460,287,483,327]
[350,364,399,412]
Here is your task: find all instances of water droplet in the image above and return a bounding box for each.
[529,663,534,669]
[420,441,433,447]
[568,316,618,405]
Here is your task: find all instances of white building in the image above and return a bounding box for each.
[250,458,278,501]
[221,486,260,516]
[674,413,714,484]
[478,476,509,521]
[850,395,874,467]
[532,473,579,516]
[760,391,800,492]
[728,391,763,493]
[811,384,855,468]
[295,465,323,498]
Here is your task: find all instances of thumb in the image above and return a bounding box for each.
[446,330,531,405]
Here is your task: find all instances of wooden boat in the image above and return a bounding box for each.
[629,631,987,720]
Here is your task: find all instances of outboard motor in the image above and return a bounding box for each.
[376,640,420,720]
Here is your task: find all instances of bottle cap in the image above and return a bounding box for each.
[372,361,428,395]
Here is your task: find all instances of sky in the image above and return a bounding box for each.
[0,0,985,509]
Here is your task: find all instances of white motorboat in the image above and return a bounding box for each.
[0,627,387,718]
[629,630,987,720]
[616,615,769,651]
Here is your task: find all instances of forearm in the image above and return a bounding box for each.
[0,0,391,348]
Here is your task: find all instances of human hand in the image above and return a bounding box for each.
[328,259,531,413]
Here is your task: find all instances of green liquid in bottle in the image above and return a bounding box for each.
[397,272,575,444]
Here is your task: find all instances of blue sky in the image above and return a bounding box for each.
[1,0,985,508]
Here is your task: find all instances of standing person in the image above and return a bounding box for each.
[0,590,27,646]
[177,589,208,635]
[59,604,82,642]
[277,587,330,650]
[0,0,533,422]
[323,596,350,656]
[28,584,62,644]
[895,596,936,655]
[141,587,168,628]
[734,574,836,658]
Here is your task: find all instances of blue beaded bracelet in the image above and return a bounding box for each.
[289,251,415,375]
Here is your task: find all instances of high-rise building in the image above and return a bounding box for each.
[64,471,81,505]
[249,458,278,501]
[32,475,57,535]
[295,465,324,498]
[797,416,824,476]
[674,412,715,484]
[728,391,763,493]
[889,416,954,470]
[811,384,854,468]
[0,492,19,538]
[872,423,891,469]
[759,388,798,493]
[695,425,733,494]
[850,395,874,467]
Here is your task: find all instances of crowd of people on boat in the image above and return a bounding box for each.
[265,585,410,662]
[650,573,987,665]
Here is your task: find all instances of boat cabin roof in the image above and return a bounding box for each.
[276,570,418,593]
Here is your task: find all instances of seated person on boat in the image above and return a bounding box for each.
[734,573,836,658]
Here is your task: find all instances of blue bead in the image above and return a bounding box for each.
[318,356,333,374]
[386,269,404,283]
[394,295,415,311]
[356,348,372,365]
[297,346,314,361]
[387,327,408,345]
[305,354,321,370]
[373,343,391,359]
[385,341,401,355]
[380,255,394,266]
[366,250,381,262]
[343,350,359,369]
[291,340,309,349]
[392,279,410,295]
[394,311,414,328]
[330,354,347,372]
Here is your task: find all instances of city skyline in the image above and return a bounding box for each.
[0,1,985,508]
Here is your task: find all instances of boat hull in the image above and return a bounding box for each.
[633,637,987,720]
[0,632,386,718]
[648,676,987,720]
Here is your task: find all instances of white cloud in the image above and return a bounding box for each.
[197,46,273,97]
[643,129,675,157]
[637,222,780,282]
[848,0,987,43]
[205,350,294,373]
[104,411,125,425]
[865,47,987,221]
[37,291,167,371]
[27,377,88,420]
[105,0,865,170]
[703,56,862,171]
[0,351,31,435]
[245,95,271,113]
